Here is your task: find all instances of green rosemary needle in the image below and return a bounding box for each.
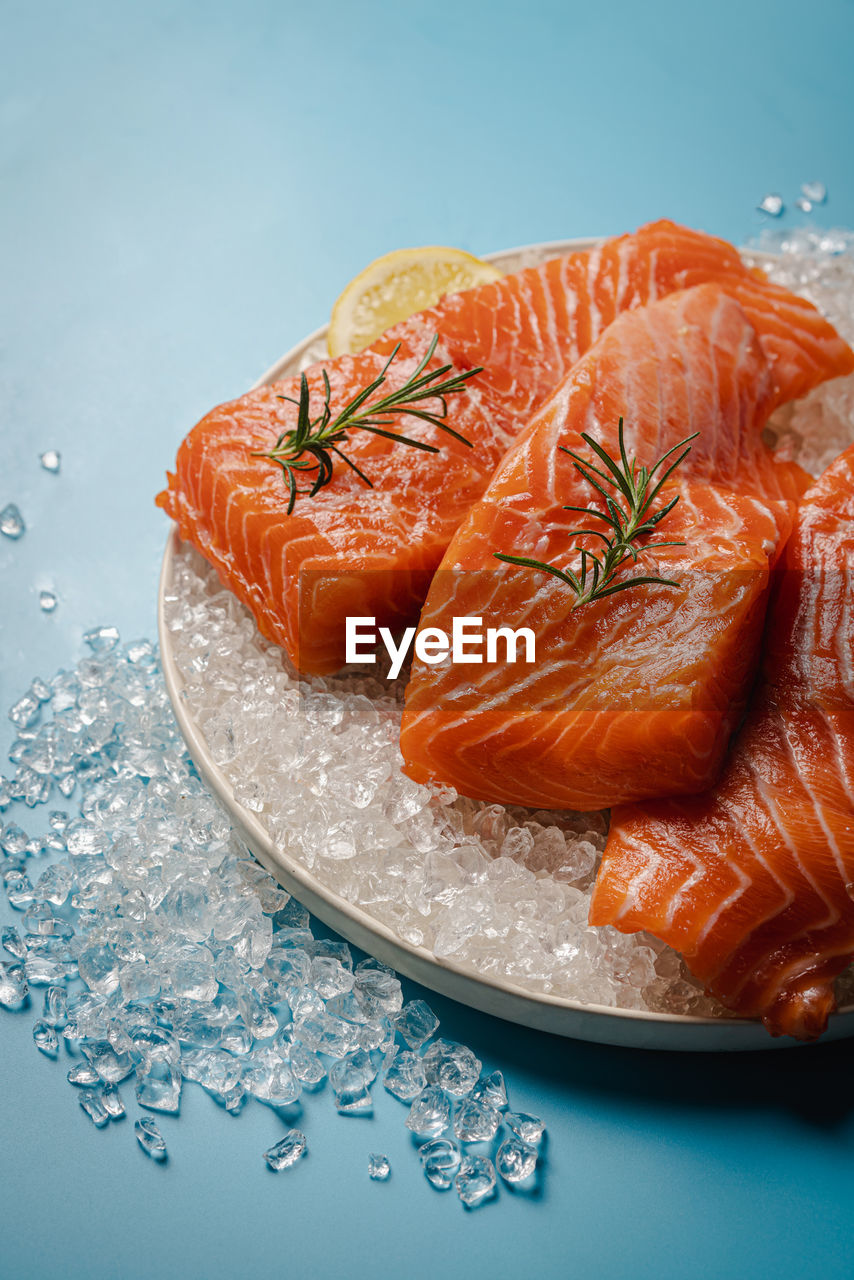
[253,335,479,514]
[494,417,698,606]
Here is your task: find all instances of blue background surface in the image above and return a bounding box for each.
[2,1,854,1276]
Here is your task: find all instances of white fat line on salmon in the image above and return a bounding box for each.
[346,617,536,680]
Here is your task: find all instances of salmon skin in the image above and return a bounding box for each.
[590,445,854,1041]
[399,284,850,810]
[157,221,853,675]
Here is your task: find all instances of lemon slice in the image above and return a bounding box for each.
[327,246,503,357]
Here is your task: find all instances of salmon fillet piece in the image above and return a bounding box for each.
[589,445,854,1040]
[158,338,495,674]
[399,285,842,808]
[157,222,853,674]
[388,219,851,425]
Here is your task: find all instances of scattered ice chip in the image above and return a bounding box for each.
[263,947,311,991]
[263,1129,307,1171]
[43,985,68,1027]
[135,1117,167,1161]
[130,1024,181,1068]
[296,1009,360,1059]
[357,1015,393,1054]
[419,1137,462,1190]
[310,937,353,969]
[309,955,354,999]
[505,1112,545,1145]
[288,1042,326,1088]
[24,903,73,938]
[802,181,827,205]
[332,1078,373,1115]
[330,1048,376,1092]
[32,1019,59,1055]
[1,926,25,960]
[353,959,403,1018]
[243,1049,299,1107]
[81,1040,136,1084]
[170,1006,222,1048]
[79,1089,110,1127]
[406,1085,451,1138]
[455,1154,497,1207]
[83,626,120,655]
[136,1061,182,1113]
[65,821,110,859]
[218,1019,253,1057]
[0,503,25,539]
[181,1048,243,1103]
[393,999,439,1050]
[496,1135,538,1184]
[40,450,61,473]
[222,1084,247,1114]
[78,943,121,996]
[26,951,73,986]
[383,1050,427,1101]
[470,1070,508,1111]
[29,678,50,703]
[453,1096,501,1143]
[423,1040,482,1096]
[796,197,813,213]
[758,193,784,217]
[34,864,71,906]
[67,1062,100,1087]
[0,960,28,1008]
[8,692,40,730]
[39,590,59,614]
[101,1084,126,1119]
[237,987,278,1041]
[368,1153,391,1181]
[5,873,35,911]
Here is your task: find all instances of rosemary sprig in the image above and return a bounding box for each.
[253,335,479,514]
[494,418,698,606]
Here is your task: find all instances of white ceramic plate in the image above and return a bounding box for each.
[158,238,854,1051]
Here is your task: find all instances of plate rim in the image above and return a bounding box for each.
[158,235,853,1051]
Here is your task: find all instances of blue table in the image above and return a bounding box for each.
[2,2,854,1276]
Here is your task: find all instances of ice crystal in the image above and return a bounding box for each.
[263,1130,307,1171]
[455,1154,497,1207]
[758,193,784,217]
[135,1117,167,1160]
[39,450,61,473]
[0,503,25,539]
[496,1135,538,1183]
[368,1152,391,1181]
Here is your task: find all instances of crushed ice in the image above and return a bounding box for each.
[166,543,708,1016]
[39,451,61,474]
[0,631,545,1206]
[801,181,827,206]
[758,193,784,217]
[0,503,26,540]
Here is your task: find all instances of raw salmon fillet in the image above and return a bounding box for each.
[590,445,854,1040]
[387,219,852,425]
[399,285,851,809]
[157,221,853,674]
